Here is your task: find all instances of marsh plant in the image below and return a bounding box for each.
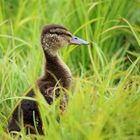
[0,0,140,139]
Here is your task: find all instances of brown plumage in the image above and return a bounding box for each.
[7,24,89,134]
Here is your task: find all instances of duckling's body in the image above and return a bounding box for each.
[8,24,88,134]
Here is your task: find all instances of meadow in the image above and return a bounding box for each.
[0,0,140,139]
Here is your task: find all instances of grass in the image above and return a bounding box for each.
[0,0,140,139]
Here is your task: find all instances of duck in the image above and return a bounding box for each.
[7,24,89,134]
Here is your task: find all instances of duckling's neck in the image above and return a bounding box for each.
[43,51,72,89]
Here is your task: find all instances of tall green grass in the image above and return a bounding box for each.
[0,0,140,139]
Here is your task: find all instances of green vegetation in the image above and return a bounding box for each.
[0,0,140,139]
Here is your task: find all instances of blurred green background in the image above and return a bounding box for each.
[0,0,140,139]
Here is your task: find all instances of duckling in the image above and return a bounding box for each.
[8,24,89,134]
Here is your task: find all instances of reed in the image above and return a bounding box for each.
[0,0,140,139]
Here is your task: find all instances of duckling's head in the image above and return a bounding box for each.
[41,24,89,55]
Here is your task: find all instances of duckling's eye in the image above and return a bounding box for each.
[53,32,72,37]
[65,33,72,37]
[53,32,63,36]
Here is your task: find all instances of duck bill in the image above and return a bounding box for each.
[70,36,89,45]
